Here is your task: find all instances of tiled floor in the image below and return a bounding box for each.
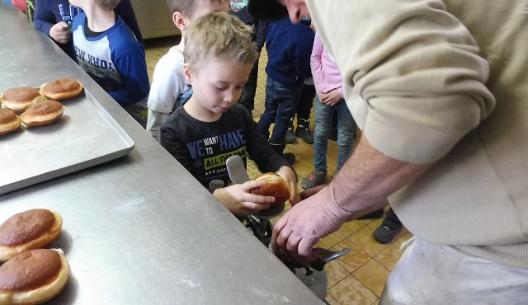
[144,37,412,305]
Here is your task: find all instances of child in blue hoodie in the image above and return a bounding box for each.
[33,0,141,60]
[257,17,314,164]
[69,0,149,126]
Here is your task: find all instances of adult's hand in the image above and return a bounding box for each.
[213,180,275,216]
[271,183,350,260]
[49,21,71,44]
[272,136,430,262]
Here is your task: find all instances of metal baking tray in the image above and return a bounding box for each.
[0,89,134,195]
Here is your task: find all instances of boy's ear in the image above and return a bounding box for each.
[183,63,193,84]
[172,12,187,32]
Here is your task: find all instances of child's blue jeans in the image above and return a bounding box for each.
[313,97,357,172]
[257,78,301,147]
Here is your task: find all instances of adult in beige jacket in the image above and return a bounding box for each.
[249,0,528,303]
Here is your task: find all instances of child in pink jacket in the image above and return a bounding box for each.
[302,34,357,189]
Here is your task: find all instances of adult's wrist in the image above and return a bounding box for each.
[319,182,354,224]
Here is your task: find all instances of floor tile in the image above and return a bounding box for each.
[333,240,371,273]
[339,220,371,237]
[328,276,378,305]
[325,260,350,288]
[373,245,402,271]
[347,225,390,257]
[366,217,384,231]
[352,260,390,297]
[326,294,342,305]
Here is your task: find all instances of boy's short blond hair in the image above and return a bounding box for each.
[167,0,226,16]
[95,0,122,10]
[184,12,258,69]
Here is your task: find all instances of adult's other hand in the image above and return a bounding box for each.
[271,183,350,260]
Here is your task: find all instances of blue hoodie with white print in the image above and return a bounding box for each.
[71,11,149,106]
[33,0,142,59]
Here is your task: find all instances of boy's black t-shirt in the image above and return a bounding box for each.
[160,104,288,192]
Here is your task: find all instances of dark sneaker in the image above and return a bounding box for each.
[301,170,327,189]
[283,152,296,166]
[285,129,297,144]
[295,127,314,144]
[373,221,402,244]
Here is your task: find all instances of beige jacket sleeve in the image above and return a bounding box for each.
[307,0,496,164]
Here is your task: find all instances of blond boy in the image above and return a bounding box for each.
[146,0,230,141]
[160,12,298,216]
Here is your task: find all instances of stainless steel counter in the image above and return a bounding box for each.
[0,5,324,305]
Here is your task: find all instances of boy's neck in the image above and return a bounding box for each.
[176,34,186,53]
[83,4,116,32]
[183,97,222,123]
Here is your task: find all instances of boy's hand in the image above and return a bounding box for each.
[275,166,300,205]
[49,21,71,44]
[320,89,342,106]
[213,180,275,216]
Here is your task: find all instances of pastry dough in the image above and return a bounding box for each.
[0,109,21,136]
[20,100,64,128]
[0,249,69,305]
[253,173,291,204]
[0,87,42,113]
[40,79,83,101]
[0,209,63,262]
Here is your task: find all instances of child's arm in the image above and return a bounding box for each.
[245,115,288,172]
[213,181,276,216]
[33,0,54,34]
[241,107,299,204]
[146,55,185,140]
[320,88,343,106]
[275,165,300,205]
[294,29,315,82]
[33,1,69,44]
[160,111,275,216]
[160,122,196,175]
[110,42,150,106]
[310,34,324,95]
[146,110,170,142]
[162,125,274,215]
